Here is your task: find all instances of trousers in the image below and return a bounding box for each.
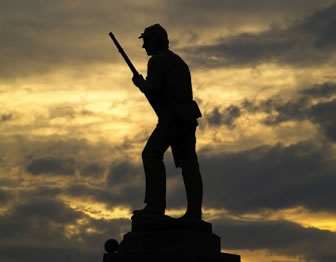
[142,120,203,215]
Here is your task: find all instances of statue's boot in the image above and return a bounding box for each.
[133,204,165,217]
[179,210,202,221]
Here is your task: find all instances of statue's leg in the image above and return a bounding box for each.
[172,125,203,219]
[141,123,171,213]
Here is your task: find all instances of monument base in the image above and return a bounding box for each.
[131,214,213,233]
[102,214,240,262]
[104,251,240,262]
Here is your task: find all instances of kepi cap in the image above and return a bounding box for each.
[138,24,168,39]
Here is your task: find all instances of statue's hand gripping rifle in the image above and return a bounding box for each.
[108,32,140,78]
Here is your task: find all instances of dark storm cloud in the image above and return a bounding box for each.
[206,105,241,128]
[183,33,293,68]
[18,177,141,215]
[0,113,13,122]
[80,163,105,178]
[16,136,138,178]
[0,190,12,205]
[168,0,333,19]
[0,195,129,262]
[19,136,126,165]
[64,182,144,211]
[201,140,336,214]
[64,161,145,210]
[181,3,336,68]
[0,245,98,262]
[0,0,140,78]
[303,2,336,49]
[26,157,76,176]
[107,161,141,185]
[247,83,336,142]
[18,118,336,216]
[64,156,187,211]
[0,198,83,254]
[261,97,310,125]
[1,0,334,79]
[310,99,336,142]
[14,136,146,209]
[10,198,81,225]
[209,82,336,142]
[61,133,336,217]
[48,106,95,120]
[301,82,336,97]
[215,217,336,262]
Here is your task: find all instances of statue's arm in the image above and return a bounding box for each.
[134,56,163,94]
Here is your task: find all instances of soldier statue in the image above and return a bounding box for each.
[132,24,203,221]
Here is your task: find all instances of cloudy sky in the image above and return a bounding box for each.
[1,1,336,261]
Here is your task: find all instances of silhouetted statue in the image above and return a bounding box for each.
[131,24,203,220]
[104,26,241,262]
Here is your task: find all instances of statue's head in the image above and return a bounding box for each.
[139,24,169,56]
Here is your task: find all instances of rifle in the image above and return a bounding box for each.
[108,32,140,77]
[108,32,157,113]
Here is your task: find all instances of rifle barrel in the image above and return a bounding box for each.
[108,32,139,76]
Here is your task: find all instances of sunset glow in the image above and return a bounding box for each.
[1,1,336,261]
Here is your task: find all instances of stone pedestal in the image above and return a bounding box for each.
[103,215,240,262]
